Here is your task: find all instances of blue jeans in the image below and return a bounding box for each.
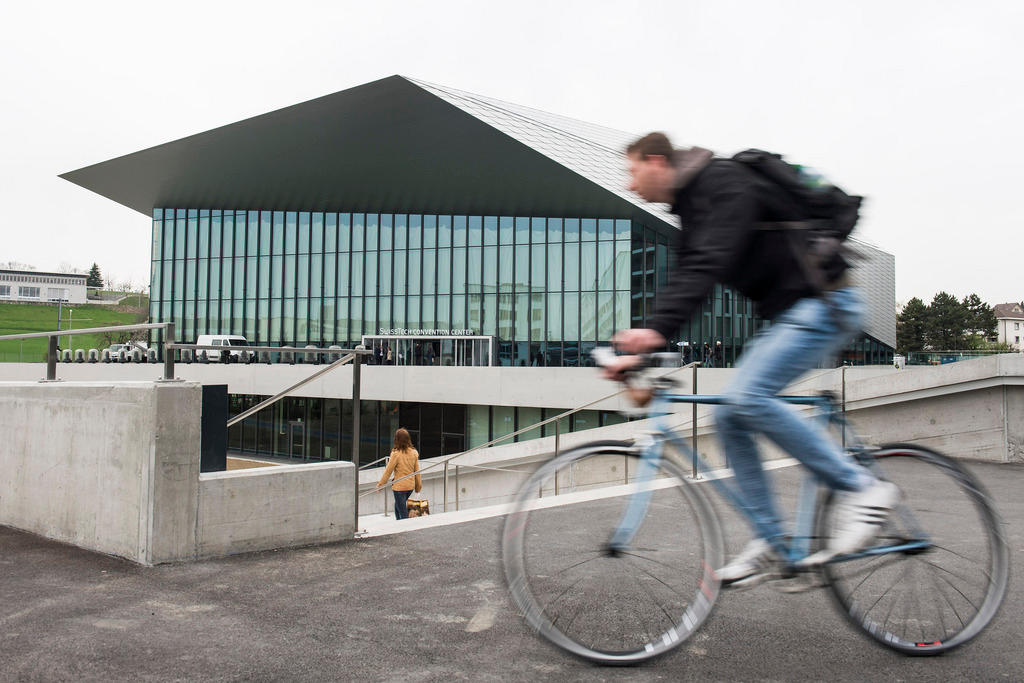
[714,288,871,546]
[393,489,413,519]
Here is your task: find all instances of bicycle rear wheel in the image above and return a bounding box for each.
[501,440,724,664]
[819,444,1009,655]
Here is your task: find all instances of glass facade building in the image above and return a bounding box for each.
[149,208,786,368]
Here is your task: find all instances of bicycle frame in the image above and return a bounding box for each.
[611,386,931,567]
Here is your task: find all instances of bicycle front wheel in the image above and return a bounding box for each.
[501,440,724,665]
[820,444,1009,655]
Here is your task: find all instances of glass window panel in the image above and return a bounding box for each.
[408,215,422,249]
[270,255,282,298]
[312,213,324,254]
[234,257,245,297]
[258,299,269,343]
[531,217,546,244]
[185,260,196,300]
[420,295,434,329]
[199,214,210,257]
[258,258,269,299]
[529,293,544,341]
[564,218,580,243]
[351,253,363,296]
[210,214,222,257]
[393,250,406,296]
[468,405,490,448]
[438,215,452,248]
[476,216,490,247]
[339,214,351,252]
[380,214,393,251]
[497,245,513,293]
[482,246,497,295]
[616,219,631,241]
[547,244,562,292]
[615,240,630,290]
[467,247,482,290]
[392,296,405,329]
[408,249,420,295]
[378,297,390,331]
[581,218,597,241]
[492,406,514,444]
[214,259,226,300]
[423,215,436,248]
[437,249,451,295]
[421,249,435,294]
[581,292,597,341]
[245,212,257,256]
[598,219,615,240]
[564,293,579,343]
[285,212,297,255]
[598,292,614,339]
[499,216,513,245]
[187,216,199,259]
[407,295,420,329]
[325,213,337,253]
[547,218,562,243]
[483,293,497,335]
[352,213,364,251]
[394,214,407,250]
[222,214,235,258]
[379,252,391,296]
[296,299,308,344]
[517,407,542,442]
[453,215,466,247]
[348,297,362,337]
[436,296,450,329]
[246,257,257,299]
[515,217,530,244]
[515,293,529,340]
[284,254,296,297]
[298,212,310,254]
[335,298,348,344]
[547,293,561,341]
[271,211,284,254]
[311,254,322,296]
[258,211,270,256]
[497,293,514,338]
[364,252,376,295]
[468,293,483,333]
[563,242,579,292]
[365,214,378,251]
[336,252,350,296]
[452,294,465,329]
[453,248,466,293]
[514,245,529,290]
[296,255,309,297]
[598,242,614,290]
[581,241,597,291]
[324,253,336,298]
[616,292,629,333]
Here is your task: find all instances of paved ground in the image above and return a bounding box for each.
[2,460,1022,682]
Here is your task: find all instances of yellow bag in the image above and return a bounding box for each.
[407,498,430,517]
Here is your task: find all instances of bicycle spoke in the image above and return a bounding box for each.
[914,556,989,594]
[916,559,982,614]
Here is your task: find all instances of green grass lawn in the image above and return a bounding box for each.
[0,302,149,362]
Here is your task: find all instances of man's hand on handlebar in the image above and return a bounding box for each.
[612,328,666,354]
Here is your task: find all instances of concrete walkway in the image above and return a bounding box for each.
[2,461,1022,681]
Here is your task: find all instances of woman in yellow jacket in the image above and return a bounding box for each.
[378,428,423,519]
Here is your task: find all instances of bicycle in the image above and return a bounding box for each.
[501,357,1009,664]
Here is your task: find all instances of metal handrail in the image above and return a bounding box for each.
[0,322,176,381]
[363,361,702,504]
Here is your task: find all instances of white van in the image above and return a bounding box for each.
[196,334,251,361]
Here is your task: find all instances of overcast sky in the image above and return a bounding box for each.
[1,1,1020,307]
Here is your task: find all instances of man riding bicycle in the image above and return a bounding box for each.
[605,132,898,587]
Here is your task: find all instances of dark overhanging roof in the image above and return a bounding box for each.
[60,75,672,229]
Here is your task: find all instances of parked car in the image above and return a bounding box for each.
[196,334,251,361]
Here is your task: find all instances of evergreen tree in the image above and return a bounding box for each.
[962,293,997,340]
[925,291,967,350]
[86,263,103,288]
[897,297,928,354]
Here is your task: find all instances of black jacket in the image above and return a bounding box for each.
[647,158,846,340]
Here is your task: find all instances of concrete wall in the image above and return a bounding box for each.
[0,381,202,564]
[197,462,355,558]
[0,381,357,564]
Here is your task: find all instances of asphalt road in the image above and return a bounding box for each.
[2,460,1022,682]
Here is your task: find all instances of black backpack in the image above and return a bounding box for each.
[732,149,863,290]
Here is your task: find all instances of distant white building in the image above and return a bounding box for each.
[994,302,1024,350]
[0,269,88,304]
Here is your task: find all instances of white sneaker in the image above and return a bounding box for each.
[800,479,899,567]
[716,538,779,588]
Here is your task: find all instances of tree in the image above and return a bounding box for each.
[925,291,968,350]
[87,263,103,288]
[962,293,997,341]
[0,261,35,271]
[897,297,928,354]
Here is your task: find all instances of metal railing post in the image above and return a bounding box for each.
[553,420,560,495]
[692,361,699,479]
[46,336,58,381]
[163,322,176,380]
[841,363,847,450]
[352,345,363,526]
[455,465,460,511]
[443,461,449,513]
